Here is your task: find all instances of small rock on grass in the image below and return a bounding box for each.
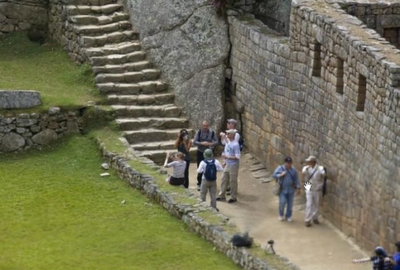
[100,173,110,177]
[121,200,126,204]
[101,163,110,170]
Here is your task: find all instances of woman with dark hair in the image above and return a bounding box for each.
[174,129,192,188]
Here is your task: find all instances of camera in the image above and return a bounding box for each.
[268,240,274,245]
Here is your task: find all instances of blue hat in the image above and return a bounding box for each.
[284,157,293,163]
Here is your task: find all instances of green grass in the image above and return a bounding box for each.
[0,32,105,114]
[0,136,240,270]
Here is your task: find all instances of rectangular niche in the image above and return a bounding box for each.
[383,28,400,49]
[312,43,322,77]
[336,58,344,94]
[356,74,367,111]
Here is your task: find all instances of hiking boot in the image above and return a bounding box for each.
[228,198,237,203]
[216,197,226,201]
[279,216,285,221]
[305,221,312,227]
[313,219,320,225]
[287,218,293,222]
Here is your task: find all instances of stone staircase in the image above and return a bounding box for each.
[65,0,196,164]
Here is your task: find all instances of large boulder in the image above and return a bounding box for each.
[0,90,41,109]
[125,0,229,131]
[32,129,58,145]
[0,132,25,152]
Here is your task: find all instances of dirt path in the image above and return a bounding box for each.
[185,155,369,270]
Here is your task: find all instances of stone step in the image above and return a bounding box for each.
[95,69,160,84]
[84,41,141,57]
[72,21,132,36]
[69,12,129,25]
[123,128,194,144]
[66,0,117,5]
[92,61,152,74]
[66,4,123,16]
[136,148,197,165]
[112,104,182,118]
[108,92,174,105]
[97,81,166,95]
[90,51,146,66]
[79,31,138,47]
[116,117,189,130]
[131,140,177,151]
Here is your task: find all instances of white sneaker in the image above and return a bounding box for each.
[287,218,293,222]
[279,216,285,221]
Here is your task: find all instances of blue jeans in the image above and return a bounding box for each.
[279,191,295,218]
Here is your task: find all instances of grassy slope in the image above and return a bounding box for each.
[0,32,104,113]
[0,136,240,270]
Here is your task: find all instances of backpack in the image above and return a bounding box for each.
[238,136,244,151]
[197,130,215,142]
[231,232,253,248]
[204,159,217,181]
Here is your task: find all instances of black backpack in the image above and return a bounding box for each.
[232,232,253,248]
[204,159,217,181]
[238,136,245,151]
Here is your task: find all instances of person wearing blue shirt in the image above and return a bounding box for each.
[393,242,400,270]
[273,157,301,222]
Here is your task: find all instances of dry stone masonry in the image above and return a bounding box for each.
[0,90,42,109]
[229,0,400,253]
[48,0,197,164]
[0,0,48,36]
[0,108,80,153]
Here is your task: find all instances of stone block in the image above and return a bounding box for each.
[0,132,25,152]
[0,90,41,109]
[32,129,58,145]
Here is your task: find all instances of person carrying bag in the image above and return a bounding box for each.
[272,157,301,222]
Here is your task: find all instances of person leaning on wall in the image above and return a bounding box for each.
[302,156,326,227]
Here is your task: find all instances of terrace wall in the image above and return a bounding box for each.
[0,0,48,36]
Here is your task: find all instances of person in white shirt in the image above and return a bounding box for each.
[197,149,224,210]
[302,156,325,227]
[220,119,240,145]
[164,152,187,186]
[217,129,241,203]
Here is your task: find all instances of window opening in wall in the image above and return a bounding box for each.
[356,74,367,111]
[383,28,400,49]
[336,58,344,94]
[312,43,321,77]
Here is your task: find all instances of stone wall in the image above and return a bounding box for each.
[228,0,400,253]
[252,0,291,35]
[48,0,87,63]
[0,0,48,36]
[331,0,400,49]
[123,0,229,131]
[0,108,80,153]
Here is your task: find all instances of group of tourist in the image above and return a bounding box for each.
[163,117,328,222]
[164,118,241,211]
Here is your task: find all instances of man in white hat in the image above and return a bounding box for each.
[217,129,241,203]
[302,156,325,227]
